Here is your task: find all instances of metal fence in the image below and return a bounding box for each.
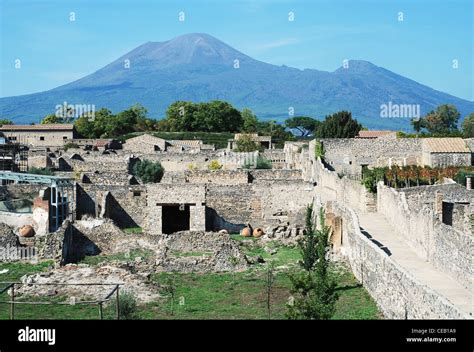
[0,282,122,320]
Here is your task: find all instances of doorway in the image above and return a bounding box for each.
[162,205,190,234]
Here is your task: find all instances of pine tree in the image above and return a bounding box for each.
[287,206,338,320]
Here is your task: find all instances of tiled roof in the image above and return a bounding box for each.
[168,140,203,147]
[422,138,470,153]
[0,124,75,131]
[234,133,271,141]
[357,130,395,138]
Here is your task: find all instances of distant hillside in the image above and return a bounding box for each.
[1,33,472,130]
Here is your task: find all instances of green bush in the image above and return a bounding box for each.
[314,141,325,159]
[29,167,54,175]
[63,142,79,151]
[113,291,139,320]
[235,134,262,152]
[243,156,272,169]
[455,169,474,186]
[132,160,164,183]
[208,160,223,171]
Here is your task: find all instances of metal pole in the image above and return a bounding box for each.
[10,284,15,320]
[98,302,103,320]
[115,285,120,320]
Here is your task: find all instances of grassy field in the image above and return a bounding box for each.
[0,238,381,320]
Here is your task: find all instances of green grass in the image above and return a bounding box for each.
[122,227,143,234]
[0,243,381,320]
[170,250,213,258]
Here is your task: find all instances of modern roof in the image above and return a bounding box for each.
[357,130,396,138]
[422,138,470,153]
[0,124,75,131]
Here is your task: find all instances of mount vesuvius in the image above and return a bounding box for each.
[1,33,472,129]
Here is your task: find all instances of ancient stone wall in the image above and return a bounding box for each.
[377,183,472,292]
[312,154,376,213]
[427,152,472,168]
[327,200,470,319]
[317,138,422,174]
[76,184,146,228]
[184,170,249,184]
[249,169,302,182]
[206,181,313,232]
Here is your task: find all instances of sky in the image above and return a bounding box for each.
[0,0,472,100]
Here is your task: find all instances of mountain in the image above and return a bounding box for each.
[1,33,472,130]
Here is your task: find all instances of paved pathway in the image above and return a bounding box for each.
[358,212,473,317]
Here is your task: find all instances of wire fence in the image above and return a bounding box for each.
[0,282,122,320]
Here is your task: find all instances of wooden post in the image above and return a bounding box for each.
[115,285,120,320]
[98,302,103,320]
[10,284,15,320]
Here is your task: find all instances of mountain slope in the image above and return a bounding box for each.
[1,33,472,129]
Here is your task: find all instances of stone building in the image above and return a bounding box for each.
[421,138,472,167]
[356,130,397,139]
[0,124,77,147]
[123,134,213,153]
[316,137,473,175]
[227,133,272,150]
[123,134,167,153]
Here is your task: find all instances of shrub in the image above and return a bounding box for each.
[314,141,325,159]
[113,291,139,320]
[208,160,223,171]
[187,163,198,172]
[455,169,474,186]
[132,160,164,183]
[29,167,54,175]
[63,142,79,151]
[235,134,262,152]
[244,156,272,169]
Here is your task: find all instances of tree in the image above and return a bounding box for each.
[0,119,13,126]
[461,113,474,138]
[241,108,259,133]
[287,206,338,320]
[297,204,318,271]
[285,116,320,137]
[410,118,426,134]
[132,159,164,183]
[257,120,295,148]
[315,111,362,138]
[234,134,261,152]
[413,104,461,135]
[41,114,63,124]
[74,108,113,138]
[164,100,243,132]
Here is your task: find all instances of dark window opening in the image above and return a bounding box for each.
[40,136,45,141]
[132,191,141,197]
[162,205,190,234]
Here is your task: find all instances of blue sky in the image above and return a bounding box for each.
[1,0,472,100]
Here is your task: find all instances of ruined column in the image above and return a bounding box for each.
[189,204,206,231]
[435,191,443,219]
[146,205,162,235]
[466,176,472,190]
